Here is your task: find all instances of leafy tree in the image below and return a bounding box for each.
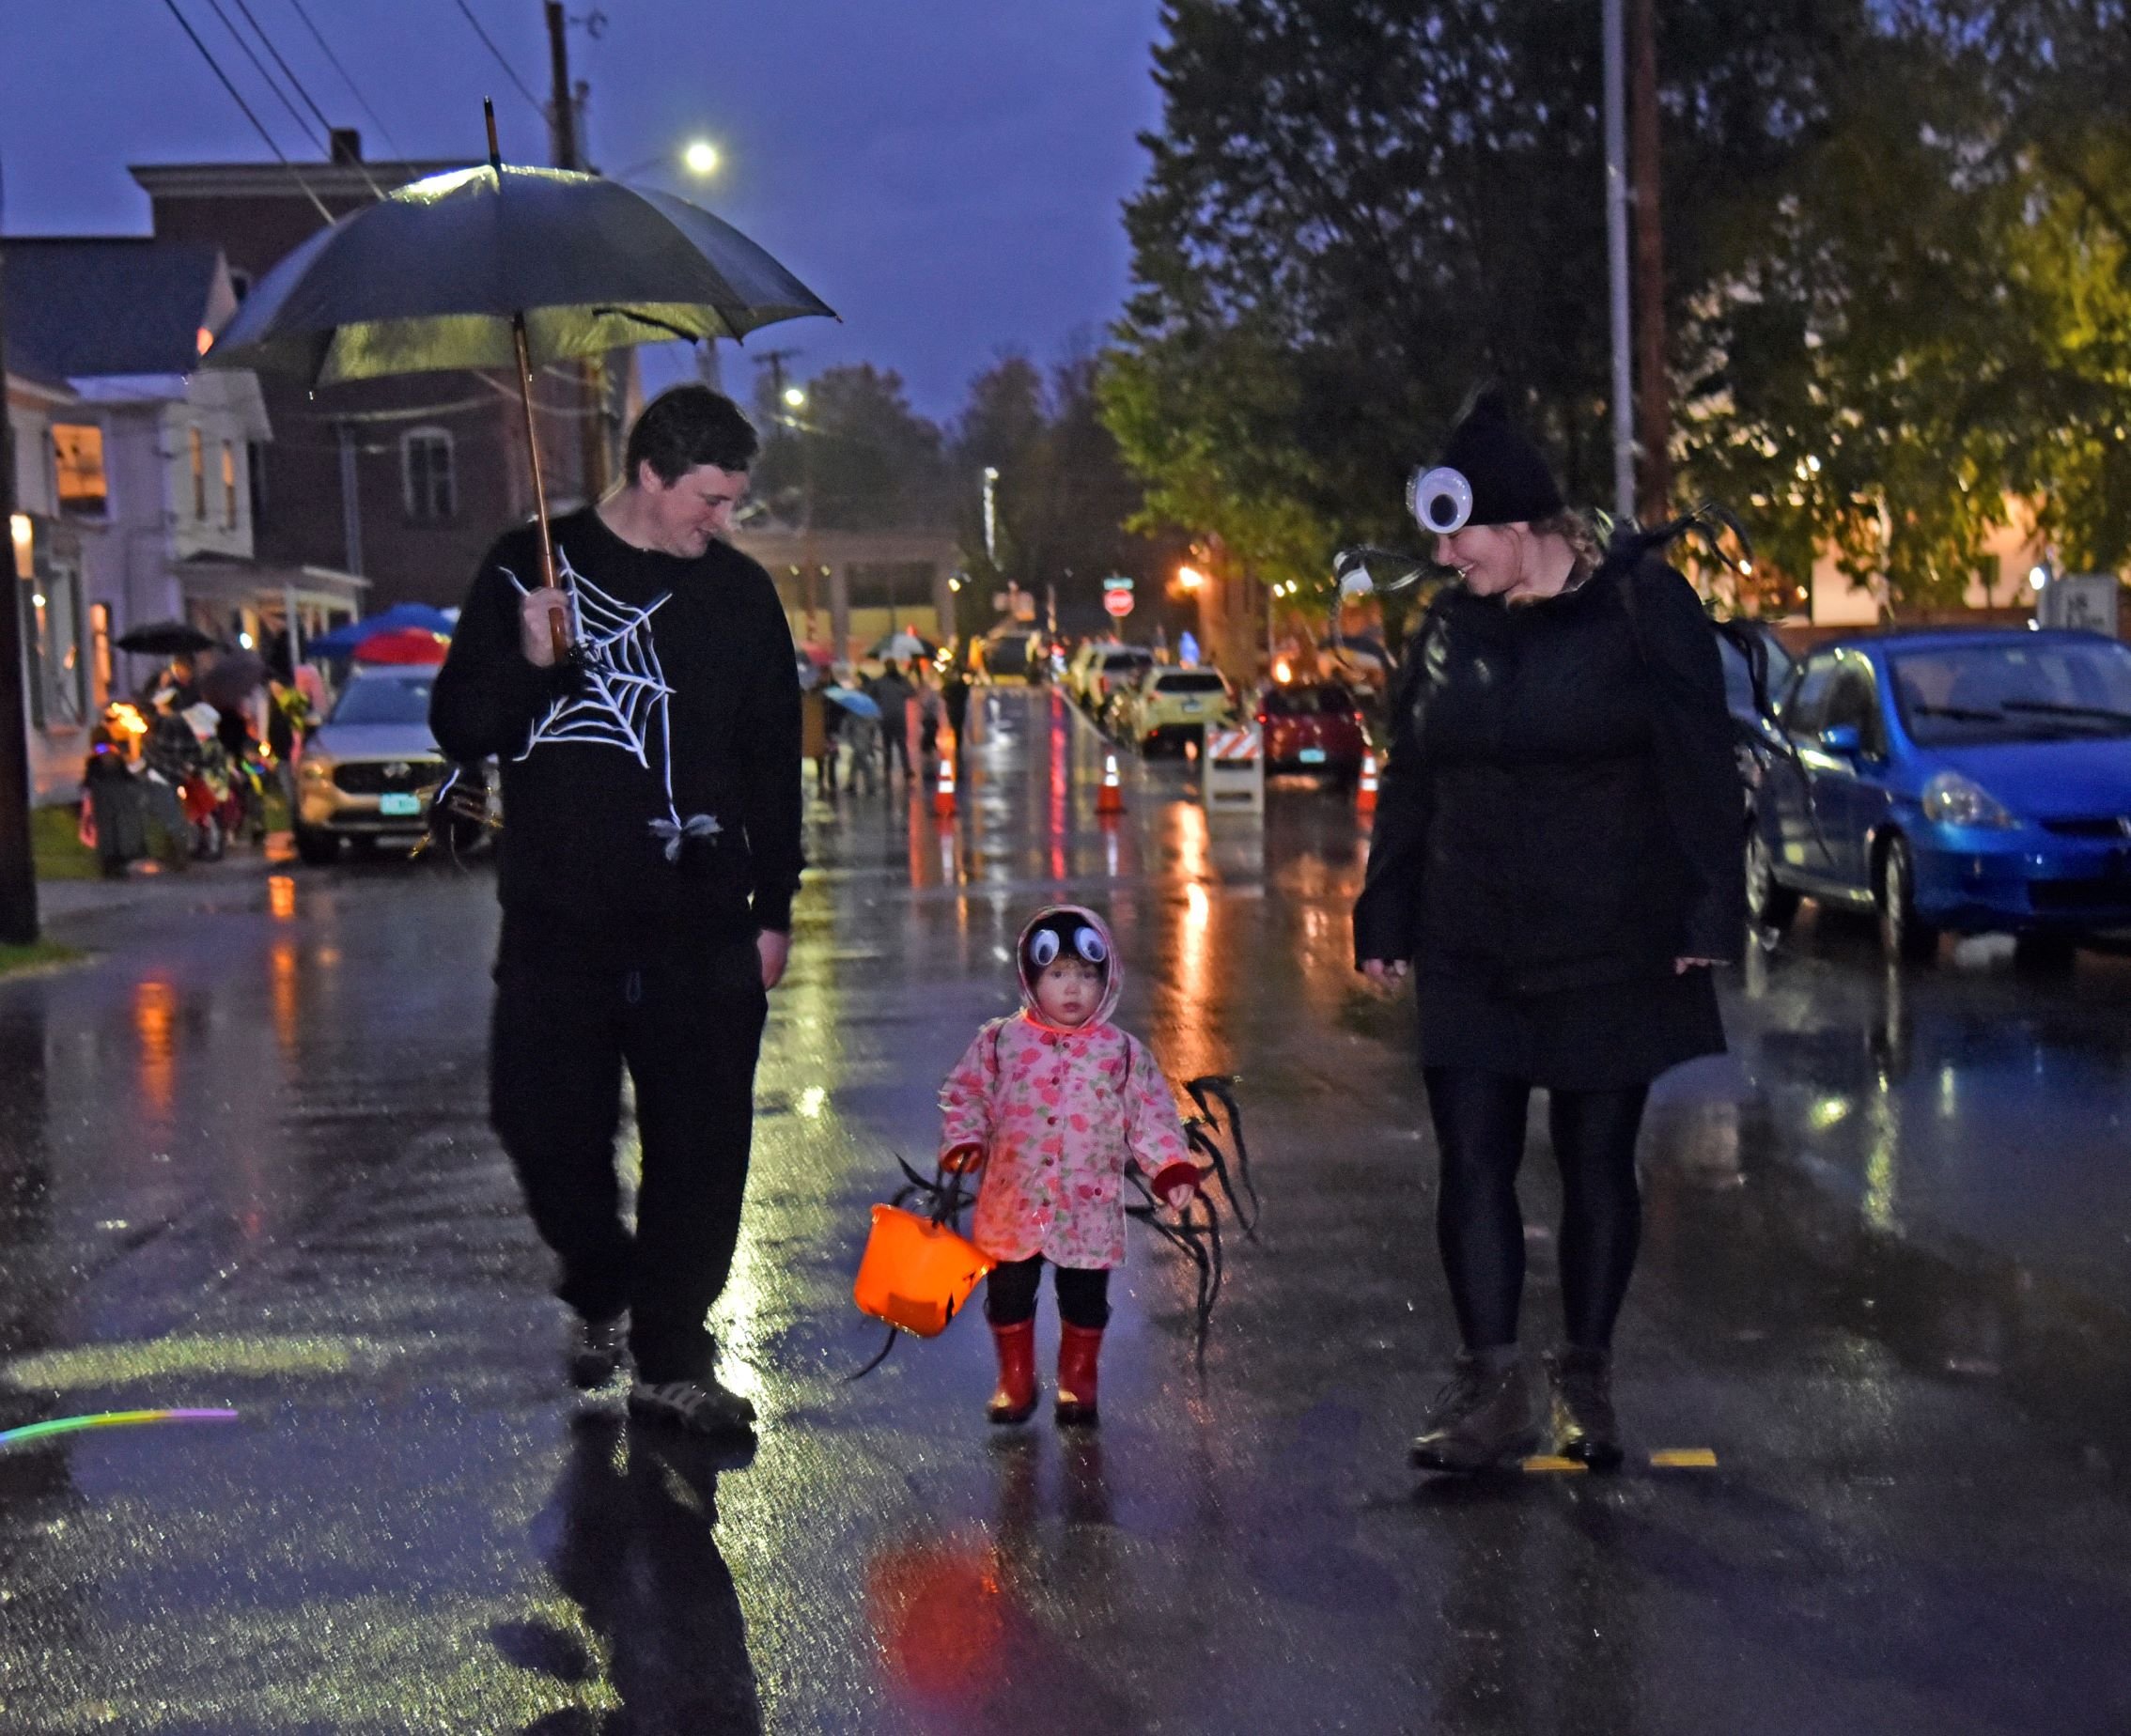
[746,363,951,532]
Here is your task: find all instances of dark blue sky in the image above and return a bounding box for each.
[1,0,1168,421]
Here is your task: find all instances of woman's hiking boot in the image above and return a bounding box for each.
[1548,1347,1625,1470]
[1054,1323,1104,1427]
[988,1320,1039,1424]
[1408,1354,1537,1473]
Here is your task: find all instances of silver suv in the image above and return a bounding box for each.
[294,669,460,864]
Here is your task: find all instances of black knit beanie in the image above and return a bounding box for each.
[1409,387,1564,533]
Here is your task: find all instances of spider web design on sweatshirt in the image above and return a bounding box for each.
[502,550,720,855]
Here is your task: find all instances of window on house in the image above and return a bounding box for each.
[51,425,108,516]
[20,560,86,731]
[247,442,269,531]
[88,601,113,709]
[190,426,207,520]
[222,440,239,529]
[402,428,456,520]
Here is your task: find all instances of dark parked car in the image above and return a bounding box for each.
[1749,628,2131,963]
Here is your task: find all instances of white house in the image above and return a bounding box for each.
[5,238,366,801]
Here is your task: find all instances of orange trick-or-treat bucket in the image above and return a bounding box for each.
[854,1205,996,1337]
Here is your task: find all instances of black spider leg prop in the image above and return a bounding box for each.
[1126,1173,1224,1362]
[848,1157,974,1383]
[1185,1076,1259,1233]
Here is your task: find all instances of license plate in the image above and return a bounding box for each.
[1182,700,1202,713]
[1299,747,1328,764]
[379,793,422,816]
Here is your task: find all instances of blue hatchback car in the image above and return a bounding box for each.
[1748,628,2131,961]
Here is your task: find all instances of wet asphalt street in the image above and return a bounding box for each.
[3,687,2131,1734]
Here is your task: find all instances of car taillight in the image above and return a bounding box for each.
[1255,711,1268,724]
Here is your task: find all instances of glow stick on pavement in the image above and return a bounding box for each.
[0,1408,239,1450]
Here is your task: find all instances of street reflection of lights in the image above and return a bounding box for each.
[134,980,177,1119]
[1937,1065,1958,1117]
[1809,1094,1851,1131]
[797,1084,828,1120]
[268,875,297,920]
[1863,1139,1897,1233]
[271,939,299,1054]
[1185,882,1210,929]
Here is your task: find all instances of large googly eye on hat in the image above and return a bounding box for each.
[1073,926,1108,965]
[1028,929,1062,969]
[1408,465,1474,535]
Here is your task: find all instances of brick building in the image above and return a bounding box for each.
[132,132,629,615]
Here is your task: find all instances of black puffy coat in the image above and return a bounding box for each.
[1353,552,1745,999]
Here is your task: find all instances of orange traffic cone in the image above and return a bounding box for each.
[934,752,957,819]
[1357,751,1379,815]
[1096,753,1125,817]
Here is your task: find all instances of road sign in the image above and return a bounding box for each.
[1103,590,1134,619]
[2037,573,2121,636]
[1102,575,1135,593]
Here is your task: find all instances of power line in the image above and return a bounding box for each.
[449,0,546,120]
[200,0,327,154]
[157,0,334,224]
[283,0,411,163]
[233,0,332,142]
[224,0,391,199]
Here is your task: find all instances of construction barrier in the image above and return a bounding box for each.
[1357,751,1379,815]
[1204,722,1265,813]
[933,752,957,819]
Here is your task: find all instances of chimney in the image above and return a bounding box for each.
[329,129,363,165]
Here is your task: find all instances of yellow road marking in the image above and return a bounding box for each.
[1650,1448,1719,1468]
[1521,1454,1588,1474]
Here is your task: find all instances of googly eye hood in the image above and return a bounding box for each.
[1017,903,1122,1029]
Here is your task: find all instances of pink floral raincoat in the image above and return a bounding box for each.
[938,906,1197,1269]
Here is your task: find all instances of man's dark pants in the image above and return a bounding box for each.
[490,939,768,1384]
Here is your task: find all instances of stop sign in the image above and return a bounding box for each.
[1103,589,1134,619]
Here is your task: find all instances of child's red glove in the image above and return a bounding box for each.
[1149,1159,1203,1213]
[941,1140,986,1174]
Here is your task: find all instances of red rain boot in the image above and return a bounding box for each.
[988,1321,1038,1425]
[1055,1323,1104,1427]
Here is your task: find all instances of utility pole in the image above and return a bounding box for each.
[0,233,42,943]
[547,2,610,499]
[1602,0,1636,524]
[1627,0,1672,524]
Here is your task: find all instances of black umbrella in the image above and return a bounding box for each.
[198,651,268,710]
[208,101,834,637]
[116,622,223,657]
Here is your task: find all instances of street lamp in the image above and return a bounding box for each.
[783,384,807,411]
[1176,564,1205,592]
[608,139,723,182]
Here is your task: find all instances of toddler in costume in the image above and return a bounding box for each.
[938,906,1203,1425]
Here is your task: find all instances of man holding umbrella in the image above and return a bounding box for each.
[431,385,801,1436]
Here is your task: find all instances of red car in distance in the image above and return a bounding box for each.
[1255,681,1368,780]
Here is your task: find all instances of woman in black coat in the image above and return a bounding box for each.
[1353,391,1744,1474]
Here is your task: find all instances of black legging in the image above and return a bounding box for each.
[1422,1067,1651,1353]
[985,1256,1111,1329]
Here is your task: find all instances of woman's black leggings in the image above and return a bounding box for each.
[985,1256,1111,1330]
[1422,1067,1651,1353]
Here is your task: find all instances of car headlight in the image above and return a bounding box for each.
[1921,770,2017,829]
[299,756,334,783]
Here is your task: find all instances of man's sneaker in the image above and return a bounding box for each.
[1408,1354,1538,1474]
[1548,1347,1625,1470]
[568,1314,629,1389]
[629,1374,758,1436]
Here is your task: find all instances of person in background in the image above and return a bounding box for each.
[869,659,916,785]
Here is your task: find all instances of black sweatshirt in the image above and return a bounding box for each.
[1353,554,1745,994]
[431,507,803,972]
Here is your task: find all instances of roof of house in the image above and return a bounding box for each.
[3,238,228,380]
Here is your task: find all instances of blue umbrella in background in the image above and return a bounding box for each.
[307,603,458,659]
[824,688,882,721]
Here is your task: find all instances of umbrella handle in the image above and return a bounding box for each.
[548,604,571,662]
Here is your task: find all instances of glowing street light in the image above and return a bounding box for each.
[782,384,807,411]
[1176,564,1205,592]
[683,139,721,177]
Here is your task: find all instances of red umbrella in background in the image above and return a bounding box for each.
[351,628,451,666]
